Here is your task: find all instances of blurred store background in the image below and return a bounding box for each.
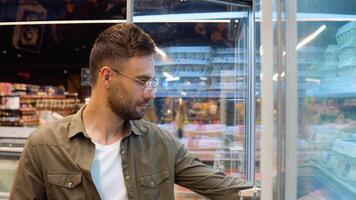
[0,0,356,200]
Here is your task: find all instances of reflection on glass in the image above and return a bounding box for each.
[0,1,126,22]
[134,0,231,16]
[296,3,356,199]
[145,39,250,200]
[135,1,253,199]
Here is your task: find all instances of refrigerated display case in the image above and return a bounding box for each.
[259,0,356,199]
[0,138,26,199]
[1,0,259,199]
[133,0,257,198]
[295,19,356,200]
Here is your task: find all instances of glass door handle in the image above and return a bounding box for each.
[238,186,261,200]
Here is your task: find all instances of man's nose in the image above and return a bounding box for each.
[143,90,156,100]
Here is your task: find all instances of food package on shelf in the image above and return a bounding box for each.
[180,136,223,150]
[0,83,13,96]
[183,123,226,138]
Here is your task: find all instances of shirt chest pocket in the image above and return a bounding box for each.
[47,172,84,200]
[139,169,173,200]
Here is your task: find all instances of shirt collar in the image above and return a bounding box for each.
[129,120,142,136]
[68,105,142,139]
[68,105,87,139]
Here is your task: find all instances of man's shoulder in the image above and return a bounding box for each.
[28,115,74,146]
[132,119,177,143]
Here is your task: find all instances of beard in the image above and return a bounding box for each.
[107,85,147,120]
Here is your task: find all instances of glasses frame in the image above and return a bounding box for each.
[109,68,158,95]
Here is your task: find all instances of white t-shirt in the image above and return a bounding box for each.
[91,139,128,200]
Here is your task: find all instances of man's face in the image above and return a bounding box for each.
[107,55,156,120]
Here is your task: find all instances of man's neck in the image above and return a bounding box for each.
[82,100,126,145]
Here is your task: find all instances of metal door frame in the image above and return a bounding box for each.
[260,0,298,199]
[129,0,257,184]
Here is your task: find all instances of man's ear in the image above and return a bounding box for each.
[99,66,112,87]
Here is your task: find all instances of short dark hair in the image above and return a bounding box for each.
[89,23,156,85]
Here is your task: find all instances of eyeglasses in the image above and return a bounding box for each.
[110,68,159,95]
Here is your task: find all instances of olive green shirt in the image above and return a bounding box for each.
[10,106,252,200]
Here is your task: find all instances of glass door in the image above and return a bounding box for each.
[259,0,356,199]
[132,0,257,199]
[295,1,356,199]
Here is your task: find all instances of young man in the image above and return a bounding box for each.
[10,23,252,200]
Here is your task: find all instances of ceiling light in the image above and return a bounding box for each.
[296,25,326,50]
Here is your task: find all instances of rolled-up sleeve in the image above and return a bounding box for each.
[10,137,46,200]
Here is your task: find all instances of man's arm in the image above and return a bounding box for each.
[10,137,46,200]
[174,141,253,200]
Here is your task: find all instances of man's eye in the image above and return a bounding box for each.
[139,79,149,83]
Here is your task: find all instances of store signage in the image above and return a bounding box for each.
[12,3,47,53]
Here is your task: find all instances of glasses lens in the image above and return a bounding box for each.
[144,80,158,94]
[146,79,158,89]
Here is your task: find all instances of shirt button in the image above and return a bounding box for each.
[150,181,154,186]
[125,176,130,180]
[121,150,125,155]
[68,182,73,187]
